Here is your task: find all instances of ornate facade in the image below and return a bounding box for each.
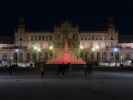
[13,21,118,63]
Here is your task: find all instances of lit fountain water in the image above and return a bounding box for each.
[47,40,86,64]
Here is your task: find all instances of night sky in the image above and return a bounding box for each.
[0,0,132,38]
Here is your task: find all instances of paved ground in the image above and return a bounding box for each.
[0,71,133,100]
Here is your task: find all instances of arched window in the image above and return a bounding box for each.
[80,37,83,40]
[42,36,45,40]
[39,36,41,41]
[46,36,48,41]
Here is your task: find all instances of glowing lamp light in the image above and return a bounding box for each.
[33,46,37,50]
[80,45,84,50]
[49,45,54,50]
[92,48,96,52]
[113,48,119,52]
[33,45,41,52]
[95,45,99,50]
[37,48,41,52]
[15,49,19,53]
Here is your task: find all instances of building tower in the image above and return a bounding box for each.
[107,17,119,46]
[14,18,26,63]
[107,17,118,40]
[15,18,26,47]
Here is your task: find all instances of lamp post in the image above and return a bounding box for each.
[91,45,100,63]
[15,48,20,65]
[49,45,54,51]
[91,47,96,63]
[48,45,54,59]
[33,45,42,62]
[112,48,119,67]
[80,45,84,50]
[79,45,85,60]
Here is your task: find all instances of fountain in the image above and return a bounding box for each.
[47,39,86,64]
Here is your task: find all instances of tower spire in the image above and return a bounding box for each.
[16,17,25,33]
[107,16,116,32]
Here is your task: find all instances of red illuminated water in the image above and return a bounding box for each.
[48,40,86,64]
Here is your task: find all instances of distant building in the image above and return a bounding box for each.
[2,18,133,64]
[13,18,118,63]
[118,35,133,60]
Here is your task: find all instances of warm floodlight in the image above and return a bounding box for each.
[49,45,54,50]
[80,45,84,50]
[33,45,41,52]
[95,45,99,50]
[92,48,96,52]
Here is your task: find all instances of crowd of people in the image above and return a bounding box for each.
[3,62,94,79]
[39,62,93,79]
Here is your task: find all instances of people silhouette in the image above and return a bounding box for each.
[84,61,93,79]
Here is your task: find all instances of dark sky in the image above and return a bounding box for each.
[0,0,132,38]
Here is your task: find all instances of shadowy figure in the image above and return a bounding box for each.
[62,64,65,76]
[120,63,124,69]
[64,63,71,76]
[66,63,71,72]
[9,63,17,75]
[40,62,46,79]
[9,64,13,75]
[57,64,66,77]
[56,64,60,76]
[84,61,93,78]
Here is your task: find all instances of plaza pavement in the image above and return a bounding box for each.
[0,71,132,100]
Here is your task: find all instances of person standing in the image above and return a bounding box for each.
[40,67,44,79]
[40,62,46,79]
[84,61,93,78]
[56,64,61,76]
[9,64,14,75]
[62,64,66,76]
[56,64,65,78]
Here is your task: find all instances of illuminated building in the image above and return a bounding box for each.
[13,18,118,63]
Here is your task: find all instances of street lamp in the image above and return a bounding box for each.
[15,49,19,53]
[33,45,42,62]
[92,45,99,52]
[95,45,100,50]
[91,45,100,62]
[112,47,120,66]
[80,45,84,50]
[49,45,54,51]
[79,45,85,59]
[15,48,20,65]
[48,45,54,60]
[92,48,96,52]
[33,45,42,52]
[113,48,119,53]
